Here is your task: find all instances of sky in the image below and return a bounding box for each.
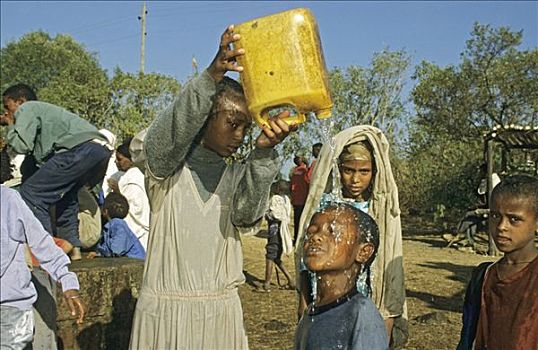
[1,1,537,85]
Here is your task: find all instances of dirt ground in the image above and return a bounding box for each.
[238,217,498,350]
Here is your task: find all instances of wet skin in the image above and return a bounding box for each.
[202,97,252,158]
[304,209,362,272]
[303,207,374,306]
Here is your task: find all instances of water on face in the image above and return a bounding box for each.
[309,116,366,318]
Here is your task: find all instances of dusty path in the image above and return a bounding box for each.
[239,221,497,349]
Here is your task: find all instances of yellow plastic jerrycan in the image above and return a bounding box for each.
[234,8,333,128]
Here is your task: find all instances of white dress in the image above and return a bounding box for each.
[268,194,293,255]
[118,167,150,251]
[129,165,249,350]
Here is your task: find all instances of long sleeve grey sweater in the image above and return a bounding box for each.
[144,70,280,226]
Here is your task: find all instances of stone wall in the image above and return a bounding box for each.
[55,258,144,350]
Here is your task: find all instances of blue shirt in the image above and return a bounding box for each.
[1,186,80,310]
[295,290,388,350]
[96,219,146,259]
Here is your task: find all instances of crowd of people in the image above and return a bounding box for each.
[1,24,537,350]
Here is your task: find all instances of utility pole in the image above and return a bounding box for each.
[192,55,199,76]
[138,2,147,74]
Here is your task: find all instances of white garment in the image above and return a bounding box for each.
[98,129,118,195]
[477,173,501,195]
[118,167,150,251]
[98,129,117,151]
[4,153,25,188]
[268,194,293,255]
[129,165,248,349]
[102,155,121,195]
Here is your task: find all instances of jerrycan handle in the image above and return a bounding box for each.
[255,106,307,129]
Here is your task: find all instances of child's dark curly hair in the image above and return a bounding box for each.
[209,77,245,117]
[103,192,130,219]
[491,174,538,216]
[0,143,13,184]
[318,201,380,295]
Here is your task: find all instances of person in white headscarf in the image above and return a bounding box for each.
[295,125,408,348]
[108,138,149,251]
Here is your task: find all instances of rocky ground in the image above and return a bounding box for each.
[239,218,498,350]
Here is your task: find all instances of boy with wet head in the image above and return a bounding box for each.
[296,126,407,346]
[458,174,538,350]
[295,202,388,350]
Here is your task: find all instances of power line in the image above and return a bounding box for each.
[68,16,134,35]
[86,33,139,48]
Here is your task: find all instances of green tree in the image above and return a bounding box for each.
[408,23,538,254]
[280,48,412,163]
[412,23,538,140]
[108,68,181,139]
[1,31,110,125]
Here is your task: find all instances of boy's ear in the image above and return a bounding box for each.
[355,243,374,264]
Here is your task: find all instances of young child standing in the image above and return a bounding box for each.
[295,202,388,349]
[259,180,295,292]
[128,25,296,349]
[1,147,85,349]
[87,192,146,260]
[457,174,538,350]
[295,125,407,346]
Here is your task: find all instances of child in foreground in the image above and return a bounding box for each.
[128,25,295,349]
[457,174,538,350]
[295,202,388,350]
[88,192,146,260]
[1,146,85,349]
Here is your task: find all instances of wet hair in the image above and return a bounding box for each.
[116,137,133,160]
[209,77,245,118]
[491,174,538,216]
[2,83,37,102]
[103,192,130,219]
[319,201,380,294]
[193,77,246,148]
[0,144,13,184]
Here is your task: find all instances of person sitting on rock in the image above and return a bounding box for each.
[88,192,146,260]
